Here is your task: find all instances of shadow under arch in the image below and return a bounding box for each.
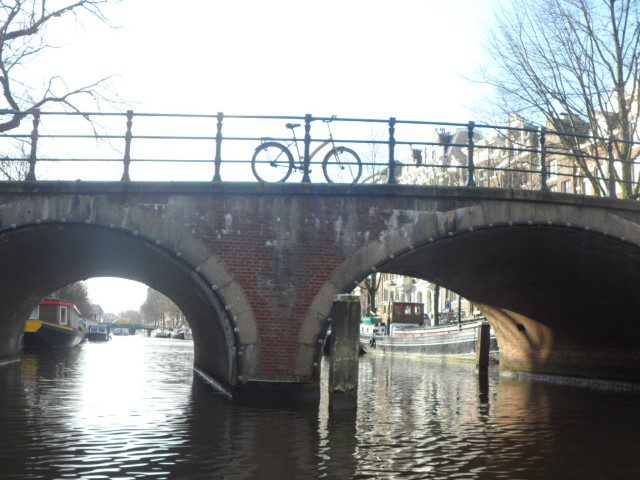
[0,221,241,390]
[297,219,640,382]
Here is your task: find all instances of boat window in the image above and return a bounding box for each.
[29,305,40,320]
[59,306,68,326]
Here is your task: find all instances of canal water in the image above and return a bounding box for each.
[1,336,640,479]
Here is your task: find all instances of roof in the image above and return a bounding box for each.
[40,298,81,315]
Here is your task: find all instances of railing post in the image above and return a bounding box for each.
[539,127,548,191]
[387,117,397,184]
[466,121,476,187]
[213,112,223,182]
[121,110,133,182]
[26,109,40,181]
[302,113,312,183]
[607,137,616,198]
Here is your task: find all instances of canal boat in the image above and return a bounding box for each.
[360,301,499,361]
[174,326,193,340]
[23,299,87,349]
[111,327,130,336]
[86,325,111,342]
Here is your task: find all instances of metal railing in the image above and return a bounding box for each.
[1,109,639,198]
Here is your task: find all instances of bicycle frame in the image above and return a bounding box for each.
[285,120,337,170]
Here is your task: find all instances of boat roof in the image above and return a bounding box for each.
[40,299,82,315]
[383,301,424,306]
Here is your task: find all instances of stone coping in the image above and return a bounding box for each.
[0,181,638,212]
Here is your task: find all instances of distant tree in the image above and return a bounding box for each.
[139,288,184,329]
[482,0,640,197]
[0,143,28,180]
[360,130,388,183]
[51,281,92,316]
[118,309,140,323]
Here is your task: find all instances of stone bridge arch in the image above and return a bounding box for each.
[296,191,640,382]
[0,196,260,390]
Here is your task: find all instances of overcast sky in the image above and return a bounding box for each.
[27,0,503,314]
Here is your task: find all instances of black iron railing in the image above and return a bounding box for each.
[1,110,639,198]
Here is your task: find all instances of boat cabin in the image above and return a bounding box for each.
[30,299,82,329]
[380,301,424,326]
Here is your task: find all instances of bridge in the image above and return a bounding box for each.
[1,111,640,401]
[0,181,639,400]
[105,323,155,335]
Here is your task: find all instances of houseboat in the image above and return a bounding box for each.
[360,301,499,361]
[23,299,87,349]
[86,324,111,342]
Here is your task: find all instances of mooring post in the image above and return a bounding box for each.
[476,322,490,371]
[328,294,361,411]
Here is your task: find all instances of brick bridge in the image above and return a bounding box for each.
[1,182,639,399]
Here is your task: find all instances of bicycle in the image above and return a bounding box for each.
[251,117,363,183]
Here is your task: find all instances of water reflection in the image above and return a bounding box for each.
[1,337,640,479]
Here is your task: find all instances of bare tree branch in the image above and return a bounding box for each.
[0,0,119,178]
[480,0,640,197]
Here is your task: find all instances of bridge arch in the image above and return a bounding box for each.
[0,199,260,390]
[296,195,640,382]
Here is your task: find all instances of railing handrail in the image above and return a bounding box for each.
[0,110,639,198]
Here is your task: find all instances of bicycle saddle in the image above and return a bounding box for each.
[285,123,301,129]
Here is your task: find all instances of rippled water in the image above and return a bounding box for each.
[1,336,640,479]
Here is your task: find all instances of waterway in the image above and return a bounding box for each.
[1,336,640,479]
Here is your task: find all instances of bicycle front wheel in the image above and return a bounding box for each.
[322,146,362,184]
[251,142,294,182]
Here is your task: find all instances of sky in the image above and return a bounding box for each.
[16,0,503,314]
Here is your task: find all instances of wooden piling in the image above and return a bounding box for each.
[476,322,490,370]
[328,294,361,410]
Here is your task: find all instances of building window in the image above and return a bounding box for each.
[59,306,68,326]
[549,160,558,177]
[561,180,570,193]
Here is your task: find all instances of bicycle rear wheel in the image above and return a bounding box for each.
[322,146,362,184]
[251,142,294,182]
